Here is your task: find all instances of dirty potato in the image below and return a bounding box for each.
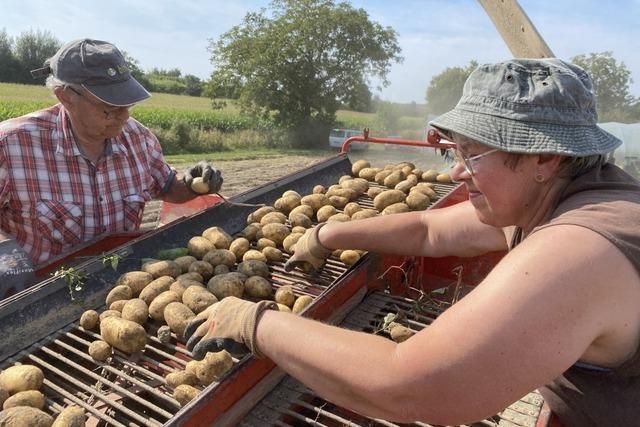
[246,206,275,224]
[351,209,378,221]
[367,186,385,199]
[300,194,331,213]
[51,405,85,427]
[327,213,350,222]
[245,276,273,299]
[2,390,45,410]
[182,286,218,314]
[100,317,147,353]
[383,170,405,188]
[201,248,235,268]
[80,310,100,330]
[422,170,439,182]
[274,285,296,308]
[229,238,250,262]
[373,189,406,212]
[289,212,312,228]
[105,285,132,307]
[262,247,283,262]
[139,276,175,305]
[316,205,336,223]
[0,407,53,427]
[0,365,44,394]
[382,203,410,215]
[239,223,261,241]
[170,279,200,299]
[329,195,349,209]
[343,202,361,217]
[357,167,381,181]
[149,291,181,321]
[237,260,270,278]
[99,310,121,321]
[173,384,199,407]
[340,250,361,266]
[177,272,204,283]
[88,340,112,362]
[261,223,289,246]
[207,273,246,300]
[143,260,181,279]
[406,192,431,210]
[292,295,313,314]
[109,299,127,312]
[195,351,233,385]
[312,184,325,194]
[202,227,233,249]
[436,173,452,183]
[165,370,198,388]
[274,195,301,215]
[187,236,215,259]
[351,159,370,176]
[260,211,287,226]
[174,255,197,274]
[282,233,303,254]
[289,204,314,219]
[115,271,153,296]
[277,303,292,313]
[121,298,149,325]
[164,302,195,338]
[188,260,214,281]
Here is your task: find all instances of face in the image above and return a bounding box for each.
[62,86,131,140]
[448,136,541,228]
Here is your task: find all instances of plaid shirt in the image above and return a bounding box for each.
[0,104,174,266]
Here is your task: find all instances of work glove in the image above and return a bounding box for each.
[183,160,223,194]
[0,239,36,300]
[184,297,278,360]
[283,223,332,274]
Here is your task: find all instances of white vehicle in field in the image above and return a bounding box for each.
[329,129,367,151]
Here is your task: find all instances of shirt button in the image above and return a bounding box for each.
[99,196,104,202]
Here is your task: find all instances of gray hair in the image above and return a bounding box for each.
[45,75,82,92]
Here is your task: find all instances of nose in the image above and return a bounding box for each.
[449,162,470,181]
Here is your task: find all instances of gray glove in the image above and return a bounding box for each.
[183,161,223,194]
[0,239,36,300]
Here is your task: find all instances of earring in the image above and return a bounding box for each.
[535,173,545,183]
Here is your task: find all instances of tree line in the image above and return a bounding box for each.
[0,29,206,97]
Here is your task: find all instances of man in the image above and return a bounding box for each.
[0,38,222,297]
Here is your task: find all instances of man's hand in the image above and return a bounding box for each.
[184,297,277,360]
[183,160,223,194]
[283,223,332,274]
[0,239,36,300]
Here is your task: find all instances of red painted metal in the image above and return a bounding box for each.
[340,128,455,154]
[159,194,224,226]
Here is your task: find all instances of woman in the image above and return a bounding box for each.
[186,59,640,426]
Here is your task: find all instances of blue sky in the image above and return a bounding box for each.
[2,0,639,103]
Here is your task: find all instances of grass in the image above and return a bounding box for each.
[164,148,330,165]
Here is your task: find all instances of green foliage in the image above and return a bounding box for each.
[571,52,639,122]
[207,0,402,148]
[425,60,477,115]
[12,29,60,84]
[130,106,272,132]
[375,101,402,133]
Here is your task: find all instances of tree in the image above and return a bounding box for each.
[121,51,153,91]
[13,29,60,84]
[0,29,20,82]
[375,100,401,133]
[571,52,638,122]
[345,80,373,113]
[425,60,477,115]
[183,74,203,97]
[207,0,402,148]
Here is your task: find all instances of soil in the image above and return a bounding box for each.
[141,147,449,230]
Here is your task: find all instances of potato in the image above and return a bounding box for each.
[88,340,112,362]
[422,170,439,182]
[203,249,236,268]
[174,255,197,274]
[0,387,7,408]
[382,202,410,215]
[170,279,200,299]
[327,213,350,222]
[326,188,357,203]
[187,236,215,259]
[202,227,233,249]
[244,276,273,299]
[374,169,393,185]
[261,223,289,246]
[173,384,199,407]
[373,189,406,212]
[351,209,378,221]
[300,194,331,212]
[274,195,301,214]
[121,298,149,325]
[389,323,414,343]
[406,192,431,210]
[188,260,214,281]
[79,310,99,330]
[2,389,44,410]
[343,202,361,217]
[398,161,416,170]
[166,370,198,388]
[410,185,438,201]
[139,276,174,305]
[289,204,314,219]
[289,213,312,228]
[0,407,53,426]
[316,205,336,223]
[282,190,301,198]
[100,316,147,353]
[312,184,325,194]
[195,350,233,385]
[282,233,303,254]
[262,247,283,262]
[164,302,195,338]
[246,206,275,224]
[105,285,132,307]
[332,249,343,258]
[109,299,127,312]
[52,405,85,427]
[260,211,287,226]
[177,272,204,283]
[351,159,371,176]
[340,250,361,266]
[115,271,153,296]
[213,264,230,276]
[229,238,250,262]
[292,295,313,314]
[328,195,349,209]
[240,249,265,263]
[0,365,44,394]
[277,303,292,313]
[291,226,307,234]
[395,178,417,194]
[143,260,181,278]
[237,260,270,278]
[149,291,181,321]
[207,273,246,300]
[383,170,405,188]
[341,179,368,196]
[99,310,121,321]
[357,167,381,181]
[274,285,295,308]
[182,286,218,314]
[157,325,172,343]
[239,223,261,241]
[436,173,453,183]
[367,186,385,200]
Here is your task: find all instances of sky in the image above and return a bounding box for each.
[2,0,639,103]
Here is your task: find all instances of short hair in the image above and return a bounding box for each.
[45,75,82,92]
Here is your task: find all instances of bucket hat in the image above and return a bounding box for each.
[31,38,150,107]
[429,58,621,156]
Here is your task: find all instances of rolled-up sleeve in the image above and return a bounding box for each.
[142,129,176,198]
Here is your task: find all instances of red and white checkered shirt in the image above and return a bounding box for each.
[0,104,174,265]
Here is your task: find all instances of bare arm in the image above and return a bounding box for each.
[256,225,640,423]
[319,200,508,258]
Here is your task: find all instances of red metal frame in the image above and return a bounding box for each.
[340,128,454,153]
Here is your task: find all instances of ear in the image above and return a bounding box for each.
[536,154,564,178]
[54,87,73,109]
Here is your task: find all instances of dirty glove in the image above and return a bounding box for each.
[184,297,278,360]
[283,223,332,273]
[0,239,36,300]
[183,160,223,194]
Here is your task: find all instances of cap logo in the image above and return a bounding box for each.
[106,67,116,77]
[116,64,129,74]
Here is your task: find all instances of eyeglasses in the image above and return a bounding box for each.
[66,86,126,120]
[444,148,499,175]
